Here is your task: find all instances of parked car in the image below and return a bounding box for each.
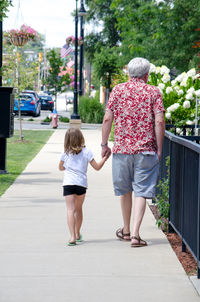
[22,90,40,102]
[66,96,73,104]
[39,95,54,111]
[65,92,74,112]
[14,93,41,117]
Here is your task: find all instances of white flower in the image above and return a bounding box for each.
[186,92,194,100]
[162,73,171,83]
[160,65,170,75]
[195,89,200,97]
[177,89,184,96]
[158,83,165,90]
[149,63,156,73]
[165,112,171,119]
[186,120,194,125]
[167,103,180,112]
[183,100,190,108]
[175,72,187,83]
[176,128,182,134]
[166,87,173,94]
[194,74,200,80]
[171,80,177,87]
[187,87,195,94]
[180,78,188,87]
[172,103,180,111]
[187,68,196,77]
[174,86,180,92]
[155,67,161,74]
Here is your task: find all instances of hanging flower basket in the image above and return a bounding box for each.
[4,24,38,47]
[66,35,83,46]
[9,36,29,47]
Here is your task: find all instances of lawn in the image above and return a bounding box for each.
[0,130,53,197]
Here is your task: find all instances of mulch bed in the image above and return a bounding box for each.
[149,204,197,276]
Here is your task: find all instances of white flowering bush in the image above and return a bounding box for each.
[148,64,200,126]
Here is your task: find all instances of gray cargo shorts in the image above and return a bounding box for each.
[112,153,159,198]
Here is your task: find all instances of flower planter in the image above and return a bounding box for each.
[4,25,38,47]
[9,36,29,47]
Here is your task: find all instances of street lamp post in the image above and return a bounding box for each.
[79,0,87,96]
[71,0,80,120]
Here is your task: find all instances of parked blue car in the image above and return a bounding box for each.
[14,93,41,117]
[39,95,54,112]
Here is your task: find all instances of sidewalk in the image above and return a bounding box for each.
[0,129,199,302]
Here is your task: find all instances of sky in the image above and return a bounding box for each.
[3,0,88,48]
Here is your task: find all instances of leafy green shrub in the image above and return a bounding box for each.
[42,116,51,123]
[79,96,105,123]
[155,156,170,232]
[59,116,69,123]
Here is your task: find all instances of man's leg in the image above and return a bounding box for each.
[120,192,132,239]
[131,196,146,243]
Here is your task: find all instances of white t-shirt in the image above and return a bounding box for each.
[60,147,94,188]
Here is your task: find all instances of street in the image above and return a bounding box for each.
[14,93,72,130]
[14,93,101,130]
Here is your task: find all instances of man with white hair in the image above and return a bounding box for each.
[101,57,165,247]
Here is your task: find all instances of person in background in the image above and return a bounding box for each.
[101,57,165,247]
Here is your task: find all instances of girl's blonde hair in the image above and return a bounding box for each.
[64,128,85,155]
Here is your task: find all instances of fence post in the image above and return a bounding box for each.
[168,137,175,233]
[181,146,186,253]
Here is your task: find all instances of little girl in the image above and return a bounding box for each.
[59,128,108,246]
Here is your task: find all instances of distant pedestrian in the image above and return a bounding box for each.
[59,128,108,246]
[101,57,165,247]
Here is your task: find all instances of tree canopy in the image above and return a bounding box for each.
[0,0,12,20]
[85,0,200,74]
[43,49,70,97]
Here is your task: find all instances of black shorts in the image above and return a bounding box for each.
[63,185,87,196]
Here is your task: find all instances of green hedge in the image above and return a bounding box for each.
[79,95,105,123]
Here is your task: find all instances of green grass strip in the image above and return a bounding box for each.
[0,130,53,197]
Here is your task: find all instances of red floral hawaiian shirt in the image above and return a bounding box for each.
[106,77,165,154]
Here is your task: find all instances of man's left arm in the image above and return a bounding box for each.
[155,112,165,160]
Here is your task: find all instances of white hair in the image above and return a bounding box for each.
[128,57,150,78]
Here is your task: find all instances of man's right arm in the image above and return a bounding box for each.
[101,110,113,158]
[154,112,165,160]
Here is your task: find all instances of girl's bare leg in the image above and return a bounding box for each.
[65,195,76,242]
[74,194,85,239]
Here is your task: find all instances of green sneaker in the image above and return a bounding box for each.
[76,234,83,242]
[67,241,76,246]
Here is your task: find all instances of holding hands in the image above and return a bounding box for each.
[101,144,111,159]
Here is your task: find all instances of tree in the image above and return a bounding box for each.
[0,0,12,20]
[93,47,120,89]
[93,47,120,102]
[85,0,200,72]
[44,49,70,109]
[85,0,121,48]
[154,0,200,72]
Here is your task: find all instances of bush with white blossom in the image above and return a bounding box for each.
[148,64,200,126]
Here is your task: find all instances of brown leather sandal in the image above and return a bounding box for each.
[131,236,147,247]
[116,228,131,241]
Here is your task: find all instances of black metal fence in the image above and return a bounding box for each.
[160,129,200,278]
